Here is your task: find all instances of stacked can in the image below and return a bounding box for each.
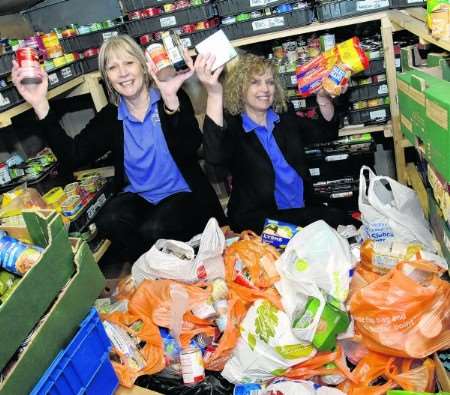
[41,32,64,59]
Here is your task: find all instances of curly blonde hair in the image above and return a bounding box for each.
[224,53,287,115]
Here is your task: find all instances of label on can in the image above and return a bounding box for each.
[180,347,205,385]
[147,44,171,70]
[0,235,43,276]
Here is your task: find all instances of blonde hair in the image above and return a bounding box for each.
[223,53,287,116]
[98,35,151,105]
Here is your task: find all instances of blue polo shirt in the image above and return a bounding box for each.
[119,88,191,204]
[241,109,304,209]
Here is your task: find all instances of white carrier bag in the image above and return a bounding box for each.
[358,165,435,251]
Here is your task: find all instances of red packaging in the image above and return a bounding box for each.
[142,7,161,17]
[175,0,190,9]
[128,10,142,20]
[15,47,42,85]
[83,48,99,58]
[152,31,162,41]
[196,21,206,31]
[204,17,219,29]
[182,23,196,34]
[139,34,152,46]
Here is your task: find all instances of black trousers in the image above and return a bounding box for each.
[95,192,210,261]
[231,205,356,234]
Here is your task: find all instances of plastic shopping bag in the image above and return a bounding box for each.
[128,279,217,348]
[350,260,450,358]
[132,217,225,284]
[275,220,353,343]
[359,166,436,251]
[265,378,346,395]
[221,300,316,384]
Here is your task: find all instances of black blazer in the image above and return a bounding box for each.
[202,108,339,231]
[38,89,225,222]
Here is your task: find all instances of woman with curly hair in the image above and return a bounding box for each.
[195,52,353,233]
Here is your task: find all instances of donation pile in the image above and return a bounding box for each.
[97,168,450,394]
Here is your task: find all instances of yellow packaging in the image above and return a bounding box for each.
[336,37,369,73]
[42,187,67,212]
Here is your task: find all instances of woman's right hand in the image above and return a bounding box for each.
[194,53,224,96]
[11,60,49,107]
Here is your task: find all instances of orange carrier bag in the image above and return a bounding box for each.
[350,260,450,358]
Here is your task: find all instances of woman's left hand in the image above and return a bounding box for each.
[146,48,194,110]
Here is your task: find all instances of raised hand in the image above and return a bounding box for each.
[146,48,194,109]
[194,53,224,96]
[11,60,49,107]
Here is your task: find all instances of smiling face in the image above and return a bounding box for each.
[105,50,146,101]
[243,68,275,114]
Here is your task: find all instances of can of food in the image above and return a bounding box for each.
[275,3,293,13]
[43,186,67,211]
[263,6,272,15]
[358,77,372,85]
[83,48,99,58]
[195,20,207,30]
[368,98,384,107]
[163,3,176,12]
[353,100,368,110]
[64,181,81,196]
[64,53,76,63]
[0,232,43,276]
[152,31,162,41]
[250,10,262,18]
[142,7,161,17]
[52,55,66,68]
[181,23,196,34]
[236,12,251,22]
[320,33,335,52]
[16,47,42,85]
[62,28,77,38]
[41,32,60,50]
[90,22,103,32]
[140,34,153,46]
[273,46,284,59]
[128,11,142,20]
[175,0,190,9]
[77,25,92,34]
[191,0,202,5]
[102,19,115,29]
[205,17,219,28]
[61,194,82,216]
[221,16,236,25]
[147,43,171,70]
[80,175,99,193]
[180,346,205,385]
[43,59,55,72]
[0,163,11,185]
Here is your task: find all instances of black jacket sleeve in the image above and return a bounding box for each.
[159,89,202,165]
[297,105,340,145]
[37,104,117,173]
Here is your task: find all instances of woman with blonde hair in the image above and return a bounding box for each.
[12,35,224,261]
[195,52,352,233]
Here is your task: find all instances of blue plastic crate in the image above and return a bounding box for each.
[31,308,118,395]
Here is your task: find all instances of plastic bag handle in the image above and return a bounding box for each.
[358,165,377,205]
[240,230,260,241]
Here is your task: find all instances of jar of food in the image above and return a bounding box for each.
[15,47,42,85]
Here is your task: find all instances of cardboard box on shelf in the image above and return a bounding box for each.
[0,211,75,371]
[0,233,105,395]
[427,189,450,267]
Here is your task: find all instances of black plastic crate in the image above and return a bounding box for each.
[316,0,389,22]
[121,0,175,13]
[0,52,14,77]
[81,55,99,73]
[348,104,390,125]
[348,81,389,102]
[307,151,375,179]
[216,0,291,16]
[60,25,126,53]
[389,0,425,8]
[280,71,297,88]
[47,61,83,89]
[221,7,313,40]
[0,84,22,112]
[125,3,217,37]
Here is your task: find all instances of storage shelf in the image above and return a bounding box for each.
[338,121,392,137]
[389,8,450,52]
